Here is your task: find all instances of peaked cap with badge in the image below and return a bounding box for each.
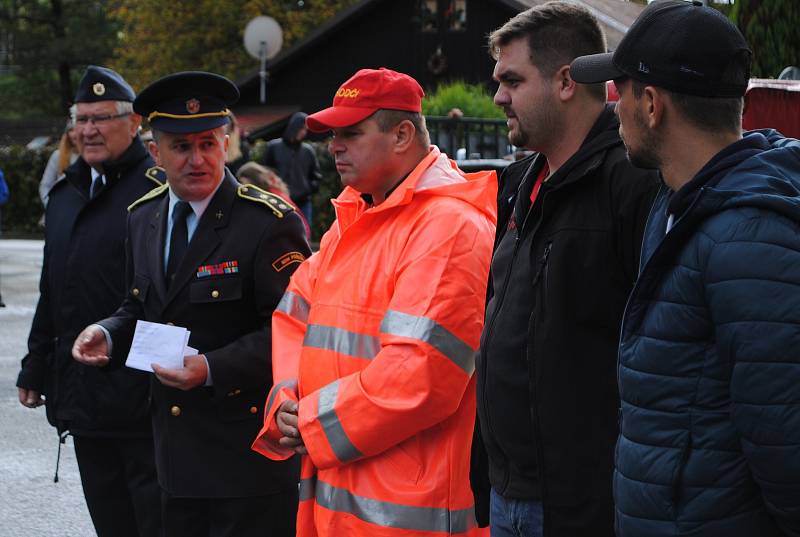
[134,71,240,134]
[75,65,136,103]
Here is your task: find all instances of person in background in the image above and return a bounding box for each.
[472,3,659,535]
[571,1,800,535]
[16,65,163,537]
[252,67,496,537]
[0,167,8,307]
[40,110,81,208]
[224,112,250,176]
[236,161,310,237]
[261,111,321,226]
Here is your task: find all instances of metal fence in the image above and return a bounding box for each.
[425,116,511,160]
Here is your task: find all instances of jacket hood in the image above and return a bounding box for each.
[697,130,800,221]
[283,112,308,143]
[333,146,498,224]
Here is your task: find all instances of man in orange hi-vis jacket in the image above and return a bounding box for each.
[252,68,496,536]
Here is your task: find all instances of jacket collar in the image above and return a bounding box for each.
[64,136,149,197]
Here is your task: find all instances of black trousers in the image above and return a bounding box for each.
[73,434,162,537]
[161,487,298,537]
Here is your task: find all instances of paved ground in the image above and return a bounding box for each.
[0,239,95,535]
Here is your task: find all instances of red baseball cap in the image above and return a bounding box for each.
[306,68,424,132]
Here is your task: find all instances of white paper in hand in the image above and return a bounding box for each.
[126,320,191,372]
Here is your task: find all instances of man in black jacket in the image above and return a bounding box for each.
[261,111,321,228]
[16,66,162,537]
[473,3,659,536]
[72,71,310,537]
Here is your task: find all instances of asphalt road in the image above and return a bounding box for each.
[0,239,95,535]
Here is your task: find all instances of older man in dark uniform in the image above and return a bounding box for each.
[73,71,310,537]
[16,66,163,537]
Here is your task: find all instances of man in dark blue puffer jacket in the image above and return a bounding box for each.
[571,1,800,536]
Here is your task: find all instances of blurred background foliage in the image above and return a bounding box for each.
[0,0,359,118]
[0,145,49,233]
[422,80,504,119]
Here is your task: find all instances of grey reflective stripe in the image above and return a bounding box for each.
[317,380,363,463]
[380,310,475,374]
[265,378,297,414]
[299,477,316,501]
[315,479,477,534]
[304,324,380,360]
[276,291,310,323]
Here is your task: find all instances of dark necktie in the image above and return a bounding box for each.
[166,201,192,286]
[90,174,103,198]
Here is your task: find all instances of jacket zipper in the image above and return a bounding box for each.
[481,200,535,489]
[526,237,551,504]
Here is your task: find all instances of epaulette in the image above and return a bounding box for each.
[128,183,169,212]
[145,166,166,186]
[237,185,294,219]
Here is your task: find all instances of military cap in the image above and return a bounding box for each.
[134,71,240,134]
[75,65,136,103]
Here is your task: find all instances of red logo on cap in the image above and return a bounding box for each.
[186,99,201,114]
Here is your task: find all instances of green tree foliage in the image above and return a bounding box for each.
[422,80,504,119]
[0,0,120,117]
[0,144,49,233]
[110,0,358,90]
[729,0,799,78]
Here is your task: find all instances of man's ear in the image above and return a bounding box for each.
[556,65,576,103]
[129,113,143,138]
[394,120,416,153]
[643,86,665,129]
[148,140,160,165]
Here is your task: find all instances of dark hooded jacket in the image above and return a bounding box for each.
[17,136,160,436]
[473,105,659,535]
[261,112,321,205]
[616,130,800,537]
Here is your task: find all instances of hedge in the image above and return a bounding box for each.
[0,144,50,235]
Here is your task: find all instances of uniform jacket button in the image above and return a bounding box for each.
[249,406,258,414]
[211,290,220,298]
[170,405,181,417]
[132,288,140,296]
[166,322,174,326]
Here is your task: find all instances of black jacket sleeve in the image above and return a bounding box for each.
[17,241,53,391]
[204,211,310,399]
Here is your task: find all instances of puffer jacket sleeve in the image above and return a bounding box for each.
[296,205,495,470]
[252,246,320,460]
[707,211,800,534]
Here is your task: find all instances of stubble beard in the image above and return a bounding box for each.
[624,109,662,170]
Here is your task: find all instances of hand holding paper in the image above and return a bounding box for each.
[152,355,209,391]
[125,320,193,372]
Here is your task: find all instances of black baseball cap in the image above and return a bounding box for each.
[570,0,751,98]
[75,65,136,103]
[134,71,239,134]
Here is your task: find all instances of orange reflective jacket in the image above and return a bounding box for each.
[253,147,496,536]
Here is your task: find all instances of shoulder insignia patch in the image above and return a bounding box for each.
[237,184,294,219]
[128,183,169,212]
[145,166,166,186]
[272,251,306,272]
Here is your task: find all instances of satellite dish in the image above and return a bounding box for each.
[244,16,283,60]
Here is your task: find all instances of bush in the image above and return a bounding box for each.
[422,80,504,119]
[0,144,49,235]
[730,0,800,78]
[311,142,342,243]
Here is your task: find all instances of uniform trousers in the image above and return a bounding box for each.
[73,434,162,537]
[161,486,298,537]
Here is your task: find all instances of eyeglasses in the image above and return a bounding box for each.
[74,112,131,126]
